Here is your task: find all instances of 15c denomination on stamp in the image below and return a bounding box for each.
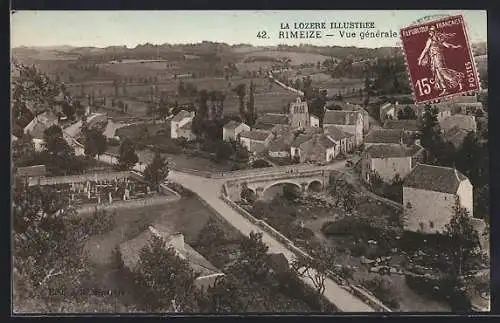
[400,15,480,103]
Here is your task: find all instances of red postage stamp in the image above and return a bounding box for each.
[400,15,480,104]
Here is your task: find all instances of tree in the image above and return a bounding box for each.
[418,105,444,162]
[291,242,337,300]
[246,81,257,127]
[84,128,107,159]
[215,141,234,162]
[134,235,198,311]
[233,232,270,280]
[12,183,112,312]
[143,153,169,192]
[117,138,139,170]
[233,84,247,122]
[443,202,481,277]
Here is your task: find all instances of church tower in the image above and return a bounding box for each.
[289,97,309,129]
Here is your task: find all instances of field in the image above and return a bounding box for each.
[241,51,331,66]
[290,73,365,94]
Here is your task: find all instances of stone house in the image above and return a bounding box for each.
[364,129,404,148]
[223,120,250,142]
[361,144,424,183]
[119,225,224,290]
[23,111,59,139]
[296,134,337,163]
[383,119,420,135]
[440,114,477,133]
[290,134,313,161]
[324,126,355,154]
[310,114,320,128]
[239,130,273,154]
[170,110,195,139]
[268,136,291,158]
[403,164,473,234]
[379,102,397,123]
[323,110,364,146]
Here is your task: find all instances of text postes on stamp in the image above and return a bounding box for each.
[400,15,480,104]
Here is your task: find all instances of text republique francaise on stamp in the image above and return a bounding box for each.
[399,15,480,103]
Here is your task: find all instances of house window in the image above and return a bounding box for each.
[444,196,447,201]
[406,202,412,209]
[419,222,424,231]
[429,221,434,229]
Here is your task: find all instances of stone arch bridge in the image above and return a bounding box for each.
[224,169,330,201]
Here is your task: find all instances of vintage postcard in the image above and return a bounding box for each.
[11,10,489,314]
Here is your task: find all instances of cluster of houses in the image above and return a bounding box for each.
[167,93,487,239]
[379,95,482,149]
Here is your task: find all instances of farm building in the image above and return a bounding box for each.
[119,225,224,290]
[364,129,404,147]
[223,120,250,142]
[403,164,473,234]
[322,110,364,146]
[239,130,273,154]
[171,110,195,139]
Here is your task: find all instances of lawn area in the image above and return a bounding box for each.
[84,196,240,267]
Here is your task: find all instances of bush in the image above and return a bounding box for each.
[361,276,401,310]
[405,274,471,311]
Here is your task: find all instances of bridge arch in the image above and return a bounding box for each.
[307,180,323,193]
[261,180,302,200]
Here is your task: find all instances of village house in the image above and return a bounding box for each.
[323,110,364,146]
[290,134,313,161]
[403,164,473,234]
[361,144,424,183]
[170,110,195,139]
[295,134,338,164]
[24,110,59,139]
[222,120,250,142]
[414,102,453,123]
[324,126,355,154]
[379,102,397,123]
[440,114,477,133]
[364,129,404,148]
[443,126,470,148]
[268,137,291,158]
[239,130,273,154]
[383,119,420,135]
[119,225,224,290]
[310,114,320,128]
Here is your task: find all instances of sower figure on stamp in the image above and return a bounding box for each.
[417,25,464,96]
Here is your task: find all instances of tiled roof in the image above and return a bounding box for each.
[383,119,420,132]
[323,110,360,125]
[300,134,336,157]
[240,130,272,141]
[403,164,468,194]
[254,122,276,130]
[179,120,193,130]
[119,225,219,277]
[224,120,244,130]
[450,95,477,104]
[255,113,289,126]
[291,134,313,147]
[172,110,193,122]
[440,115,477,132]
[443,126,470,148]
[365,144,422,159]
[364,129,403,144]
[268,137,290,152]
[324,126,352,141]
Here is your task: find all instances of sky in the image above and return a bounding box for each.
[11,10,487,49]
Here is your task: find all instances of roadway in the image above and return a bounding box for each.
[61,115,375,311]
[167,170,375,312]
